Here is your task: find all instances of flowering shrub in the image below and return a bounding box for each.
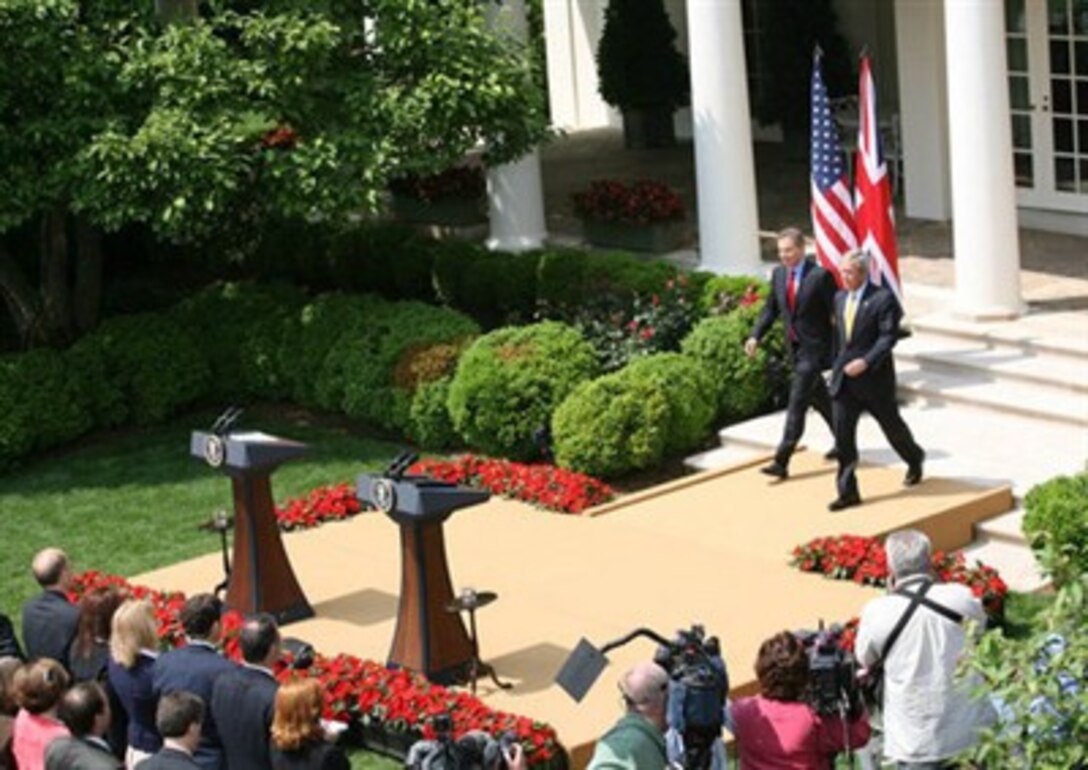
[568,274,699,373]
[410,455,615,514]
[572,179,684,225]
[790,534,1009,619]
[70,571,563,765]
[276,483,365,531]
[389,167,486,203]
[261,124,299,150]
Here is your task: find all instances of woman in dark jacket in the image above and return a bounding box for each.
[107,599,162,769]
[69,586,128,758]
[270,678,350,770]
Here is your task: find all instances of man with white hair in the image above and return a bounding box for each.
[855,529,995,769]
[587,661,670,770]
[827,250,924,511]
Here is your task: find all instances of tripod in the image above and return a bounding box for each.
[445,588,512,695]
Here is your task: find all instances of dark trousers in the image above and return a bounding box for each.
[774,353,834,468]
[833,384,923,499]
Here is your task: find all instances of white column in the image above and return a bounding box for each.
[944,0,1023,317]
[487,0,547,251]
[895,0,951,221]
[685,0,761,275]
[542,0,578,128]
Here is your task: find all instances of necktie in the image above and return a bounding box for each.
[787,269,798,312]
[845,292,858,340]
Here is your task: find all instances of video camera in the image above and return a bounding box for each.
[406,713,518,770]
[795,624,861,718]
[654,625,729,770]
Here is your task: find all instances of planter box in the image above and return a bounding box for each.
[582,219,686,253]
[391,195,487,226]
[622,108,676,149]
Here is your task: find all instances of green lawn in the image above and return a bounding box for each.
[0,406,407,623]
[348,748,401,770]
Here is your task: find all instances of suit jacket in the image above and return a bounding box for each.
[750,257,837,366]
[151,643,237,770]
[0,612,22,660]
[210,665,279,770]
[21,590,79,668]
[136,747,202,770]
[45,736,121,770]
[829,282,901,398]
[271,741,351,770]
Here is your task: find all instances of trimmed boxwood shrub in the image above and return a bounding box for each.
[0,349,95,468]
[681,304,787,422]
[619,353,715,454]
[171,282,305,400]
[1023,472,1088,586]
[339,302,479,432]
[433,243,538,325]
[552,373,670,478]
[71,313,210,425]
[407,376,460,449]
[329,223,438,302]
[280,294,386,409]
[698,274,769,315]
[551,352,715,477]
[448,321,599,460]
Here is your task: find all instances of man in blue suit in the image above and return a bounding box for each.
[210,613,281,770]
[152,595,237,770]
[828,250,924,511]
[746,227,838,478]
[21,548,80,668]
[139,692,205,770]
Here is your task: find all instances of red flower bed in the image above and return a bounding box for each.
[276,482,363,531]
[71,572,562,765]
[790,534,1009,619]
[572,179,685,225]
[410,455,615,514]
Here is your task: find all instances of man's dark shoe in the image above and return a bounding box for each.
[824,447,840,461]
[760,462,789,480]
[904,461,924,487]
[828,495,862,512]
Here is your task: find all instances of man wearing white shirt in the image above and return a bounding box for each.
[855,530,996,769]
[210,614,281,770]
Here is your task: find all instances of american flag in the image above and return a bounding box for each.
[809,50,856,284]
[854,54,902,304]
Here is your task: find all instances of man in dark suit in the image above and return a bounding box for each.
[152,595,237,770]
[46,681,122,770]
[0,611,23,660]
[22,547,80,668]
[210,613,281,770]
[139,692,204,770]
[828,250,924,511]
[746,227,838,478]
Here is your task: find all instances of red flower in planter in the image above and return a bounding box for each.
[572,179,685,225]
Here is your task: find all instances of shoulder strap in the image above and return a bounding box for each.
[879,580,965,663]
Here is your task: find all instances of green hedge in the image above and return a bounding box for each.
[448,321,599,460]
[407,376,460,450]
[680,304,787,423]
[1023,472,1088,586]
[551,353,715,477]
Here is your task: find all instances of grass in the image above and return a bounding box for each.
[348,748,401,770]
[0,405,407,625]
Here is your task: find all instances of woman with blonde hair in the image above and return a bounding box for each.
[270,678,349,770]
[11,658,70,770]
[107,599,161,769]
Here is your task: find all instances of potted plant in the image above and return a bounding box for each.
[572,178,687,252]
[596,0,689,149]
[388,166,487,226]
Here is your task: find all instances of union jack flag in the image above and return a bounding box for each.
[809,49,856,285]
[854,54,902,304]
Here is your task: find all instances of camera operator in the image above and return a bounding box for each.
[587,662,671,770]
[730,632,869,769]
[854,529,995,769]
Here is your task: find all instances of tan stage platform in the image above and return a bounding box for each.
[135,450,1010,767]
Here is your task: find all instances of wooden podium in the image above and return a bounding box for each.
[191,430,313,625]
[357,472,489,684]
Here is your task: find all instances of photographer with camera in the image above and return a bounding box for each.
[854,529,995,770]
[405,713,526,770]
[730,632,870,769]
[587,662,671,770]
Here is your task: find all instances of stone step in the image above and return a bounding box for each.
[895,332,1088,394]
[684,443,766,472]
[958,534,1049,593]
[910,310,1088,361]
[974,507,1030,546]
[896,359,1088,426]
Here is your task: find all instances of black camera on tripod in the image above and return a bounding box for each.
[795,624,862,718]
[406,713,518,770]
[654,625,729,770]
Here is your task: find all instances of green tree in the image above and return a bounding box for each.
[0,0,548,346]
